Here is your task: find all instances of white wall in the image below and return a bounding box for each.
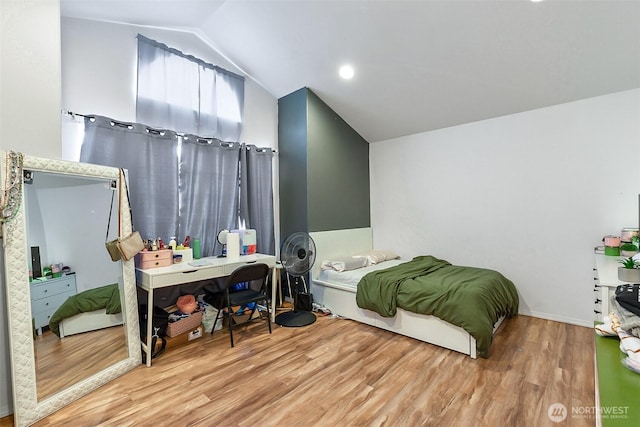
[60,17,278,156]
[370,89,640,326]
[1,0,63,417]
[0,0,62,159]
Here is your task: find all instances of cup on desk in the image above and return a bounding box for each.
[193,237,201,259]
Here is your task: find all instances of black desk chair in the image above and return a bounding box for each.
[210,263,271,347]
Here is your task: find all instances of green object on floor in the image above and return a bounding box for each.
[594,333,640,426]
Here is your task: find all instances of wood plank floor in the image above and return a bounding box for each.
[34,325,127,400]
[1,313,595,427]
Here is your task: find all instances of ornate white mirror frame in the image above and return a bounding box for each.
[2,152,141,427]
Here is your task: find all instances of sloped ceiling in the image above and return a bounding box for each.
[61,0,640,142]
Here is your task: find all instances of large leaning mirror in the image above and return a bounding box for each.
[2,152,141,427]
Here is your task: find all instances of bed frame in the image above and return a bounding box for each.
[58,309,123,338]
[310,228,504,359]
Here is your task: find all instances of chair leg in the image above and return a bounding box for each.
[225,291,234,348]
[250,299,272,335]
[228,314,234,348]
[211,307,221,335]
[264,297,272,334]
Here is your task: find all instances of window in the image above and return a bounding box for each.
[136,34,245,141]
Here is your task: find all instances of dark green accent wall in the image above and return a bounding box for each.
[278,87,370,239]
[278,88,308,240]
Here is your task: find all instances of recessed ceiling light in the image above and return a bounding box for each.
[530,0,544,2]
[339,65,354,80]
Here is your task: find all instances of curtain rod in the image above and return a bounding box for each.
[62,109,277,153]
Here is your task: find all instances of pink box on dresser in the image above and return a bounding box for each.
[135,249,173,269]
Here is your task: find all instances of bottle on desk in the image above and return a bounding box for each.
[193,237,201,259]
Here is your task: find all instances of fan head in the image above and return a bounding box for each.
[217,229,229,244]
[280,232,316,276]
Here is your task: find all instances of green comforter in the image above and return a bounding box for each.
[356,256,519,357]
[49,283,121,337]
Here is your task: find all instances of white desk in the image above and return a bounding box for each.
[136,253,276,366]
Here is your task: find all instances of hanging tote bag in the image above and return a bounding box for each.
[116,169,145,260]
[105,182,122,261]
[118,230,144,261]
[105,169,145,261]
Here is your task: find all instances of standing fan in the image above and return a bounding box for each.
[275,232,317,327]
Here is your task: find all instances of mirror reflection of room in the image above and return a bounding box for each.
[25,170,128,401]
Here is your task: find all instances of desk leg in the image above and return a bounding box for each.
[145,288,153,367]
[271,267,277,323]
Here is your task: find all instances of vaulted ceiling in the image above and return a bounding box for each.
[61,0,640,142]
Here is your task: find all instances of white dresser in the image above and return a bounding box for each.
[30,274,77,335]
[593,253,627,321]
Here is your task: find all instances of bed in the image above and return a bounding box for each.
[49,283,124,338]
[310,228,519,358]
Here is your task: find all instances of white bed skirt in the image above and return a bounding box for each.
[312,278,479,358]
[58,309,124,338]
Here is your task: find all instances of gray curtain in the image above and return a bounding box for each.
[79,115,179,242]
[79,116,275,260]
[180,136,240,257]
[136,34,245,141]
[240,144,275,255]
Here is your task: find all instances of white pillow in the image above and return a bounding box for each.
[353,249,400,265]
[321,256,368,272]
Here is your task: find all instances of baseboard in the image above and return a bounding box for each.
[0,405,12,419]
[518,310,593,328]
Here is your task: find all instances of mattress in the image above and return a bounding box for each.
[316,259,404,289]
